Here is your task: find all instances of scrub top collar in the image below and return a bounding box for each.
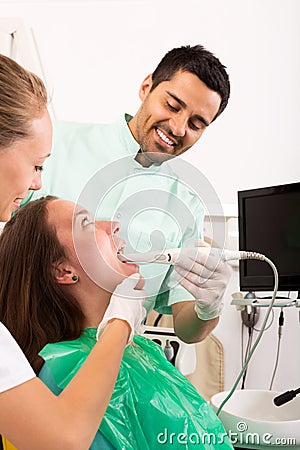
[120,114,163,172]
[118,113,139,158]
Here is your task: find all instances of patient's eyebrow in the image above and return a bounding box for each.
[166,91,210,127]
[74,208,90,218]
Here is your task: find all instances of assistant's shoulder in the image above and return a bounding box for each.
[0,323,36,392]
[0,322,21,349]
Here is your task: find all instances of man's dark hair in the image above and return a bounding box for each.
[151,45,230,121]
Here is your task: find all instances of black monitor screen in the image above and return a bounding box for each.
[238,182,300,292]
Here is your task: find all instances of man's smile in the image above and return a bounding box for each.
[155,127,176,147]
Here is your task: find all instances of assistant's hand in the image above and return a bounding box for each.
[174,240,231,320]
[96,273,147,343]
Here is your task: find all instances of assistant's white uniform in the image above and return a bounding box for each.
[0,322,35,393]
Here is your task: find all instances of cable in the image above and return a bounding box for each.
[253,308,274,332]
[269,309,284,390]
[274,387,300,406]
[241,303,273,388]
[241,321,244,369]
[216,253,278,416]
[241,326,254,389]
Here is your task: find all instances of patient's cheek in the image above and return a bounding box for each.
[100,258,119,280]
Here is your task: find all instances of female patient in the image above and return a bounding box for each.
[0,196,233,450]
[0,53,145,450]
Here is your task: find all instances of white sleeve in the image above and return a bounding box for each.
[0,322,36,393]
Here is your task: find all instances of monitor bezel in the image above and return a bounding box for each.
[238,182,300,292]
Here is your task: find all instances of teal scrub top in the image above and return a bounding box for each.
[27,114,205,314]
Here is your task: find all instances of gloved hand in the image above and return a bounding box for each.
[174,240,231,320]
[96,273,147,343]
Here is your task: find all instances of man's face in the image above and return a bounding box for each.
[129,70,222,167]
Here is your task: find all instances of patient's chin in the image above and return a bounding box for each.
[119,262,139,278]
[83,260,142,293]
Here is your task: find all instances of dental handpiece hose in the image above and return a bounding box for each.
[118,247,279,417]
[216,255,278,416]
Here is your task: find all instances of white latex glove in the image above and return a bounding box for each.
[174,240,231,320]
[96,273,147,343]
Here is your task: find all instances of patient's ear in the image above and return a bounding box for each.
[53,261,77,285]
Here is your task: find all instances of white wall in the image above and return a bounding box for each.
[1,0,299,393]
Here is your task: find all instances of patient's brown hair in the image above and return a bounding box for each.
[0,196,84,373]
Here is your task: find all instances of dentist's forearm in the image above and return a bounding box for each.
[172,301,219,343]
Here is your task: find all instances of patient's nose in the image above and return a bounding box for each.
[99,221,120,236]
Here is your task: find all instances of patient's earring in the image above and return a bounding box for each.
[72,275,78,282]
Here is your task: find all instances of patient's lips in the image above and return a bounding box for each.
[115,243,139,277]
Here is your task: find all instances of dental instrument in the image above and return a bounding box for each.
[117,248,266,264]
[273,387,300,406]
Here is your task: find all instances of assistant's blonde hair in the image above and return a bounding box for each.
[0,53,48,149]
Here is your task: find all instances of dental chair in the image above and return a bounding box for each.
[145,310,224,400]
[1,437,16,450]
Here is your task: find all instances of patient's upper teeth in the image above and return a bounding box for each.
[117,245,125,254]
[156,129,174,146]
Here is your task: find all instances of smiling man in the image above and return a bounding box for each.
[25,45,231,344]
[131,69,222,167]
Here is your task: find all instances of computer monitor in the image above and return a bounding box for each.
[238,182,300,295]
